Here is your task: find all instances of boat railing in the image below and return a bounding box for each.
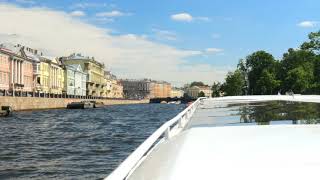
[104,97,206,180]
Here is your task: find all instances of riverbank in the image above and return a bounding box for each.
[0,96,149,111]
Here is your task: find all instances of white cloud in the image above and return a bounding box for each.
[297,21,318,28]
[151,28,177,41]
[15,0,35,5]
[94,17,114,24]
[0,3,227,86]
[71,2,109,9]
[171,13,210,23]
[171,13,193,22]
[211,33,221,39]
[70,10,85,17]
[195,17,211,22]
[205,48,224,54]
[96,10,128,17]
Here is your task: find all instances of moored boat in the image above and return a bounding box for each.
[0,106,12,117]
[94,101,105,108]
[67,101,95,109]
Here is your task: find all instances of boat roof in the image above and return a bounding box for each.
[126,96,320,180]
[128,125,320,180]
[106,96,320,180]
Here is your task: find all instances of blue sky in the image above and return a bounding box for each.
[0,0,319,85]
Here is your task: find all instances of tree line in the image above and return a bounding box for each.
[212,30,320,96]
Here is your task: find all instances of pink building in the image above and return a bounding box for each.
[0,44,34,92]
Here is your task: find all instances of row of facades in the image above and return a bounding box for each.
[120,79,177,99]
[119,80,213,99]
[185,86,212,98]
[0,43,123,98]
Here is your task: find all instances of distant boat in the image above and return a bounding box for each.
[93,101,104,108]
[168,101,176,104]
[0,106,12,117]
[160,101,167,104]
[67,101,95,109]
[167,101,181,105]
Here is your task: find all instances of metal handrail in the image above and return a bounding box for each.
[104,97,205,180]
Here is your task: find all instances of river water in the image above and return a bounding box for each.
[0,104,186,180]
[1,101,320,180]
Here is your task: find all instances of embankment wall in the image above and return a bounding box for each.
[0,97,149,111]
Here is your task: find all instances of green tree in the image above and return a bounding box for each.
[256,70,281,94]
[240,51,279,95]
[198,91,205,97]
[301,31,320,53]
[190,81,205,87]
[312,58,320,93]
[284,65,314,94]
[280,48,316,93]
[223,70,245,96]
[211,82,222,97]
[281,48,316,71]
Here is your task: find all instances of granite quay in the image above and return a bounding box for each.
[0,90,149,111]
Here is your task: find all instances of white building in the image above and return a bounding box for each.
[171,88,184,98]
[64,64,87,96]
[186,86,212,98]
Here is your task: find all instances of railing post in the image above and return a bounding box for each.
[165,127,170,140]
[178,117,183,128]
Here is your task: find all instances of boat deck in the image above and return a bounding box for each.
[186,99,241,128]
[106,96,320,180]
[128,125,320,180]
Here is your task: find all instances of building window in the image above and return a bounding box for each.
[68,79,74,86]
[37,64,40,72]
[37,77,41,84]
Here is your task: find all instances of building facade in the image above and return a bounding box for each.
[103,71,123,98]
[103,71,111,98]
[64,64,87,96]
[121,79,152,99]
[121,79,171,99]
[111,80,123,98]
[186,86,212,98]
[0,44,33,92]
[31,54,64,94]
[170,88,184,98]
[60,54,105,97]
[150,81,172,98]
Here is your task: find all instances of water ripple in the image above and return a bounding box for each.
[0,104,185,180]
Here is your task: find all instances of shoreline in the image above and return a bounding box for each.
[0,96,149,111]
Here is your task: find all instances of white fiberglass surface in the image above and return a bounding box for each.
[127,97,320,180]
[128,125,320,180]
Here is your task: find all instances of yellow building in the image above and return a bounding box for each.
[33,56,64,94]
[103,71,123,98]
[186,86,212,98]
[171,88,184,98]
[23,47,64,94]
[150,81,172,98]
[110,80,124,98]
[60,53,105,97]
